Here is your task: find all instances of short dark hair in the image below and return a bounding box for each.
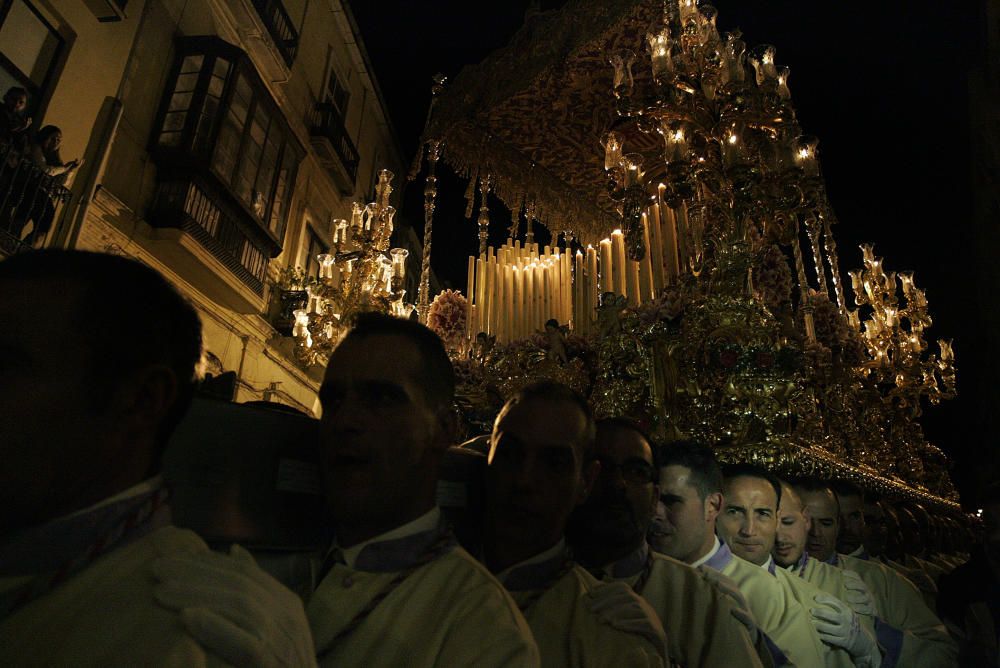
[507,381,596,461]
[341,311,455,411]
[791,477,839,515]
[831,480,864,503]
[656,440,723,499]
[0,250,202,449]
[722,463,783,509]
[596,417,657,482]
[4,86,26,102]
[36,124,61,144]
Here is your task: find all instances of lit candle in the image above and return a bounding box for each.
[640,213,654,300]
[627,260,641,307]
[600,239,613,295]
[562,252,572,325]
[574,251,584,330]
[517,262,527,339]
[649,203,665,291]
[503,264,514,343]
[587,245,598,333]
[466,255,475,306]
[475,258,486,335]
[612,229,627,297]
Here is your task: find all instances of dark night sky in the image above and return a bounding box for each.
[349,1,988,504]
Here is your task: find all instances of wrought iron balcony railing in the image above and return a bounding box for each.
[0,142,72,256]
[309,102,359,193]
[149,171,281,297]
[250,0,299,66]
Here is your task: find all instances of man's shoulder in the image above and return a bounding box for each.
[651,550,739,598]
[421,545,531,624]
[721,554,777,588]
[0,526,212,665]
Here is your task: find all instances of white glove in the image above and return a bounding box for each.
[842,569,879,618]
[698,566,760,642]
[811,593,882,668]
[587,581,668,660]
[152,544,317,668]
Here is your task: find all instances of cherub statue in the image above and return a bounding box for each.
[596,292,627,339]
[544,318,568,365]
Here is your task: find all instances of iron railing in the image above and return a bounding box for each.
[250,0,299,66]
[149,174,275,296]
[0,142,72,257]
[310,102,359,185]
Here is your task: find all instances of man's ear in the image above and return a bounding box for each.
[576,459,602,506]
[705,492,723,522]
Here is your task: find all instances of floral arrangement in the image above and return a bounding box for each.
[756,245,794,312]
[276,265,318,291]
[428,289,468,350]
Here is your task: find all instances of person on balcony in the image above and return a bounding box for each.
[12,125,81,246]
[0,87,31,157]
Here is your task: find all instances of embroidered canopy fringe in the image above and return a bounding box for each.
[422,0,659,243]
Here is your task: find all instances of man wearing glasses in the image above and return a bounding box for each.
[568,419,765,667]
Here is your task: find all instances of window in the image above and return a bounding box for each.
[304,224,326,280]
[324,64,349,121]
[152,37,303,244]
[0,1,64,115]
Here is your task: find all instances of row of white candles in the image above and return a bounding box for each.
[465,241,573,344]
[464,194,691,340]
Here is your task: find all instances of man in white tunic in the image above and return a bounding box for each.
[0,251,311,667]
[569,419,766,667]
[306,313,539,666]
[651,442,824,666]
[484,382,667,667]
[718,466,879,668]
[796,479,957,667]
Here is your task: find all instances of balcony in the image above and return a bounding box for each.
[0,143,72,257]
[148,170,281,302]
[309,102,359,195]
[250,0,298,66]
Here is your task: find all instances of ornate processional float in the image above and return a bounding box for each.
[299,0,960,508]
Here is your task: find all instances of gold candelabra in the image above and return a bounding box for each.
[291,169,410,366]
[848,244,956,415]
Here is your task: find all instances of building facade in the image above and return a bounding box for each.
[0,0,420,414]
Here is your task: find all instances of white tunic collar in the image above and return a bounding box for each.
[690,536,721,569]
[340,507,441,570]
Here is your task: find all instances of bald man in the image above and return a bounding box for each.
[774,483,880,655]
[799,480,957,667]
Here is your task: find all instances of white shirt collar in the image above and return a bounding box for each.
[690,536,721,569]
[760,555,775,571]
[497,538,567,581]
[847,545,865,558]
[339,507,441,569]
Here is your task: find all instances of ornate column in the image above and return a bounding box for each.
[477,172,491,255]
[417,139,441,323]
[822,214,847,315]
